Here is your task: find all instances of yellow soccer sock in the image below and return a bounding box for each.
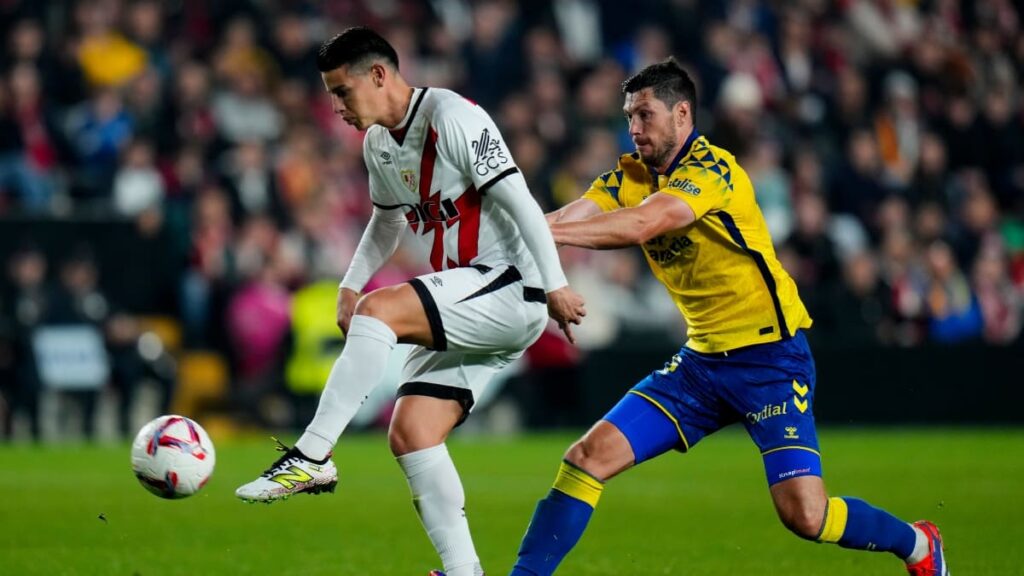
[551,460,604,508]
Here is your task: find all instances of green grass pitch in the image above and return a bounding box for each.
[1,428,1021,575]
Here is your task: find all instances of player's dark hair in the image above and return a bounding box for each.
[622,57,698,116]
[316,27,399,73]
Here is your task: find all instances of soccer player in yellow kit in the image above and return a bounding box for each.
[509,58,948,576]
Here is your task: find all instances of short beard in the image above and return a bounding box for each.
[638,132,679,170]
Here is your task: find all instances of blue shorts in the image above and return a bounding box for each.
[604,331,821,486]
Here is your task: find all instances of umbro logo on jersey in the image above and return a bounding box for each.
[430,276,443,287]
[380,152,393,165]
[471,128,509,176]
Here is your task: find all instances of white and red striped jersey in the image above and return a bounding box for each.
[362,87,542,287]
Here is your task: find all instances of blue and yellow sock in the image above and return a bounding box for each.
[817,497,916,559]
[510,461,605,576]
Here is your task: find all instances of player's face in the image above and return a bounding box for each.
[624,88,679,169]
[322,64,381,130]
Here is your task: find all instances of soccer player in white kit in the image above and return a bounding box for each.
[236,27,587,576]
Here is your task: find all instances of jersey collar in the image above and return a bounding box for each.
[388,87,428,146]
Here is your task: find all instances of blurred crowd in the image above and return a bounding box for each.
[2,0,1024,438]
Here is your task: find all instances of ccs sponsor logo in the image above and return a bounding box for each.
[471,128,510,176]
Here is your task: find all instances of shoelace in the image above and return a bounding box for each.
[260,437,301,478]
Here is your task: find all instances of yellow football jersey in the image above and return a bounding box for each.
[582,131,812,353]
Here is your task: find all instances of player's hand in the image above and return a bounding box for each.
[546,286,586,344]
[337,287,360,335]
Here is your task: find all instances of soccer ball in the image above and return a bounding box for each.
[131,415,216,499]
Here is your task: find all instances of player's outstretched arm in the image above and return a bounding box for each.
[551,192,695,249]
[546,197,603,226]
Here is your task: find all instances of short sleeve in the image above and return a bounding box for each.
[581,169,624,213]
[659,164,728,221]
[434,99,519,192]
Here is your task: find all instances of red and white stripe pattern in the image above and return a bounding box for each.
[363,88,540,284]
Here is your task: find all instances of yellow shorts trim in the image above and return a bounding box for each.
[627,390,690,451]
[551,461,604,508]
[817,497,849,543]
[760,445,821,457]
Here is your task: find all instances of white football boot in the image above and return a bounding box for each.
[236,439,338,503]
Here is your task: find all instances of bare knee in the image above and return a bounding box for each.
[771,475,828,540]
[563,424,633,481]
[388,424,419,457]
[564,438,593,470]
[778,498,827,540]
[387,416,451,457]
[353,290,388,319]
[388,427,408,456]
[388,396,462,457]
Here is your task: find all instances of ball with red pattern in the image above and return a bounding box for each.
[131,415,216,499]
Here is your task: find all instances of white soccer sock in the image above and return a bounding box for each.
[295,315,397,461]
[397,444,483,576]
[906,524,929,564]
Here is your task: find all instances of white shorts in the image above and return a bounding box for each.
[400,264,548,419]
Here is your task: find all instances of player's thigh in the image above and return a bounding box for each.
[719,332,822,486]
[602,350,730,467]
[355,283,433,346]
[408,265,547,353]
[393,345,517,443]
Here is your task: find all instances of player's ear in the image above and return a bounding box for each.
[675,100,690,127]
[371,62,386,88]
